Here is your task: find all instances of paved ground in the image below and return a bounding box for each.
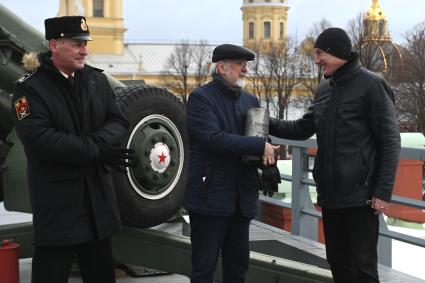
[2,203,424,283]
[18,258,190,283]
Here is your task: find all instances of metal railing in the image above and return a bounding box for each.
[258,136,425,267]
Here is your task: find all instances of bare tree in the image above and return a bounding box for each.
[163,40,194,104]
[393,22,425,134]
[346,13,400,80]
[308,19,333,41]
[247,47,265,103]
[347,13,380,71]
[192,40,211,87]
[268,39,300,120]
[298,19,331,98]
[346,13,364,51]
[258,54,275,111]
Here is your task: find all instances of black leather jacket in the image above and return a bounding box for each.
[270,53,400,209]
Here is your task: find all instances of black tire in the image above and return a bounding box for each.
[113,85,188,228]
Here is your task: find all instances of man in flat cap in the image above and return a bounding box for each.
[183,44,279,282]
[268,27,400,283]
[12,16,135,283]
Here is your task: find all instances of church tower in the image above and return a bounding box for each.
[58,0,126,54]
[241,0,289,54]
[362,0,391,42]
[359,0,403,77]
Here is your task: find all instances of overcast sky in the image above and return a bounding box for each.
[0,0,424,45]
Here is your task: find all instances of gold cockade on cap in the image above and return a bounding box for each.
[80,18,88,31]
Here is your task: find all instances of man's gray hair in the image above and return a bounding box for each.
[209,62,218,76]
[209,61,229,76]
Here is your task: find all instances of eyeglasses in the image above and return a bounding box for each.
[224,59,247,68]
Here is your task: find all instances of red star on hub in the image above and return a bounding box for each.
[158,152,167,163]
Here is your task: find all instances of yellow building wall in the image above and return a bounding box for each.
[242,5,289,53]
[58,0,126,54]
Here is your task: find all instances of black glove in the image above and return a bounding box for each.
[259,164,281,197]
[97,143,138,173]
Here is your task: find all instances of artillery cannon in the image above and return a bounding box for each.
[0,3,188,228]
[0,6,338,282]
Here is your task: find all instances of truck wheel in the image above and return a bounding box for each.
[113,85,188,228]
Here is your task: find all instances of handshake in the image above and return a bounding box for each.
[97,143,138,173]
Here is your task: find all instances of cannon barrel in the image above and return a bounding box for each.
[0,3,48,94]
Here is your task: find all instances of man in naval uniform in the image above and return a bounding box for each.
[12,16,135,283]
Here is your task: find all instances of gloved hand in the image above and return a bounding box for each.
[97,143,138,173]
[259,164,281,197]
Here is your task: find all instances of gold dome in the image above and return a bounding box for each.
[365,0,387,21]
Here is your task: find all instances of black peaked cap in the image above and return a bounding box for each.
[45,16,92,41]
[212,44,255,63]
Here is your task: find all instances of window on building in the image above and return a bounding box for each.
[93,0,104,17]
[364,22,371,36]
[249,0,254,3]
[378,21,385,36]
[279,22,284,39]
[265,0,271,2]
[264,21,271,39]
[249,22,255,39]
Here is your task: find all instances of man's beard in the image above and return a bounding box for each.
[235,78,245,88]
[223,71,245,88]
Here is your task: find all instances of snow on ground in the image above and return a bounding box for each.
[388,224,425,280]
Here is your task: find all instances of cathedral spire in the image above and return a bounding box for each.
[362,0,390,41]
[365,0,387,21]
[359,0,403,78]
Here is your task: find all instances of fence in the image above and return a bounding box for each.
[258,136,425,267]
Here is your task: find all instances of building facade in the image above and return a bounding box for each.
[59,0,126,54]
[241,0,289,54]
[57,0,401,100]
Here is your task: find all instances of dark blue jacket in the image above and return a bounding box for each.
[183,76,265,219]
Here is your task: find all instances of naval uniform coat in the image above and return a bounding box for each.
[12,51,129,246]
[183,76,265,219]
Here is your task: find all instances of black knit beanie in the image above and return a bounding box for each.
[314,27,352,60]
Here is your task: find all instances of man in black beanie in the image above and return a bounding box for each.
[268,27,400,283]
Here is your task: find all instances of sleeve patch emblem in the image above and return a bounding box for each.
[14,96,31,120]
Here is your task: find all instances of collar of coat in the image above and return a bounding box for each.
[212,74,242,98]
[327,52,362,85]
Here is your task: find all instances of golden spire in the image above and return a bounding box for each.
[365,0,386,21]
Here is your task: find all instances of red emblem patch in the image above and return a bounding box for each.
[14,96,31,120]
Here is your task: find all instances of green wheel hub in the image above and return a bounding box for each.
[126,114,184,200]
